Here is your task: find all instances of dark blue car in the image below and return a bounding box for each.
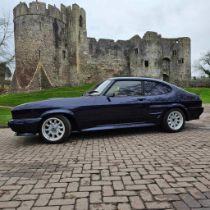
[9,77,204,143]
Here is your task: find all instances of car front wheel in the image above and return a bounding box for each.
[163,108,185,132]
[40,115,71,143]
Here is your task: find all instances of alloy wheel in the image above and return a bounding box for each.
[42,117,66,142]
[167,111,184,131]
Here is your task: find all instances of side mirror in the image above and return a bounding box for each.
[106,93,115,98]
[85,90,100,96]
[106,93,116,101]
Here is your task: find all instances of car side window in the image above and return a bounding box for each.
[106,80,143,97]
[144,81,171,96]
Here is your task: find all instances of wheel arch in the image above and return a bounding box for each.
[40,109,80,131]
[162,104,190,121]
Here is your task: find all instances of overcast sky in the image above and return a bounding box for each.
[1,0,210,76]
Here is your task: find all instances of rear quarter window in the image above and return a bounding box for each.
[144,81,172,96]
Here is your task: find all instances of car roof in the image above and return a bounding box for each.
[109,76,168,83]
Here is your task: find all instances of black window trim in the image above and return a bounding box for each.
[103,79,144,97]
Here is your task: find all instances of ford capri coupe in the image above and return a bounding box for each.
[9,77,203,143]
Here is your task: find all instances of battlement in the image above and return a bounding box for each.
[129,35,141,44]
[143,31,161,40]
[88,38,128,46]
[13,1,85,23]
[162,37,191,46]
[88,33,190,48]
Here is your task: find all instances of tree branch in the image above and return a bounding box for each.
[0,14,14,66]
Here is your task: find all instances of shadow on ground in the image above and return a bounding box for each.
[13,124,199,146]
[15,126,159,144]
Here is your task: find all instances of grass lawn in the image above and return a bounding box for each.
[0,83,95,126]
[0,107,12,127]
[0,84,209,127]
[185,87,210,104]
[0,83,95,107]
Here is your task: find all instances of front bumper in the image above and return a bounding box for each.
[8,118,41,135]
[188,107,204,120]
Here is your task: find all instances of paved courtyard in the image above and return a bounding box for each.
[0,106,210,210]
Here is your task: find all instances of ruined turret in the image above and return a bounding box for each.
[12,1,191,91]
[13,1,87,91]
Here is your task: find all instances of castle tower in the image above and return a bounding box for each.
[66,4,88,85]
[13,1,87,91]
[161,37,191,86]
[127,32,191,86]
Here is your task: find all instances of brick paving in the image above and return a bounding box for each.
[0,106,209,209]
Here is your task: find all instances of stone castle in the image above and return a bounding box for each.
[12,1,191,91]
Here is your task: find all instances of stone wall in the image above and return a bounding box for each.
[85,32,191,86]
[84,38,130,83]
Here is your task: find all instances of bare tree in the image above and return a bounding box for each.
[197,51,210,78]
[0,15,14,67]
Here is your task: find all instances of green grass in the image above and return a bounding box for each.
[0,107,12,127]
[185,87,210,104]
[0,83,95,107]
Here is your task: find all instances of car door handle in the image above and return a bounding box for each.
[138,98,145,101]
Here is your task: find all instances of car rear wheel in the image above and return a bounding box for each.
[40,115,71,143]
[162,108,185,132]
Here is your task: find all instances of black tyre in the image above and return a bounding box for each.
[40,115,71,143]
[162,108,185,132]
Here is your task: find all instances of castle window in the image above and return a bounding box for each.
[178,58,184,64]
[79,32,81,42]
[63,50,66,59]
[89,43,93,53]
[38,50,41,60]
[79,15,83,28]
[144,60,149,67]
[39,22,42,30]
[134,48,139,55]
[172,50,177,56]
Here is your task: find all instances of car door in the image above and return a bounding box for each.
[142,80,173,122]
[92,80,148,126]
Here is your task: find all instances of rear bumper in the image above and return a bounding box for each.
[8,118,41,135]
[188,107,204,120]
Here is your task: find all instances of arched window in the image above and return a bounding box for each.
[134,48,139,55]
[79,15,83,28]
[162,58,170,70]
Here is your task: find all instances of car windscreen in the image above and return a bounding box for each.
[88,80,112,95]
